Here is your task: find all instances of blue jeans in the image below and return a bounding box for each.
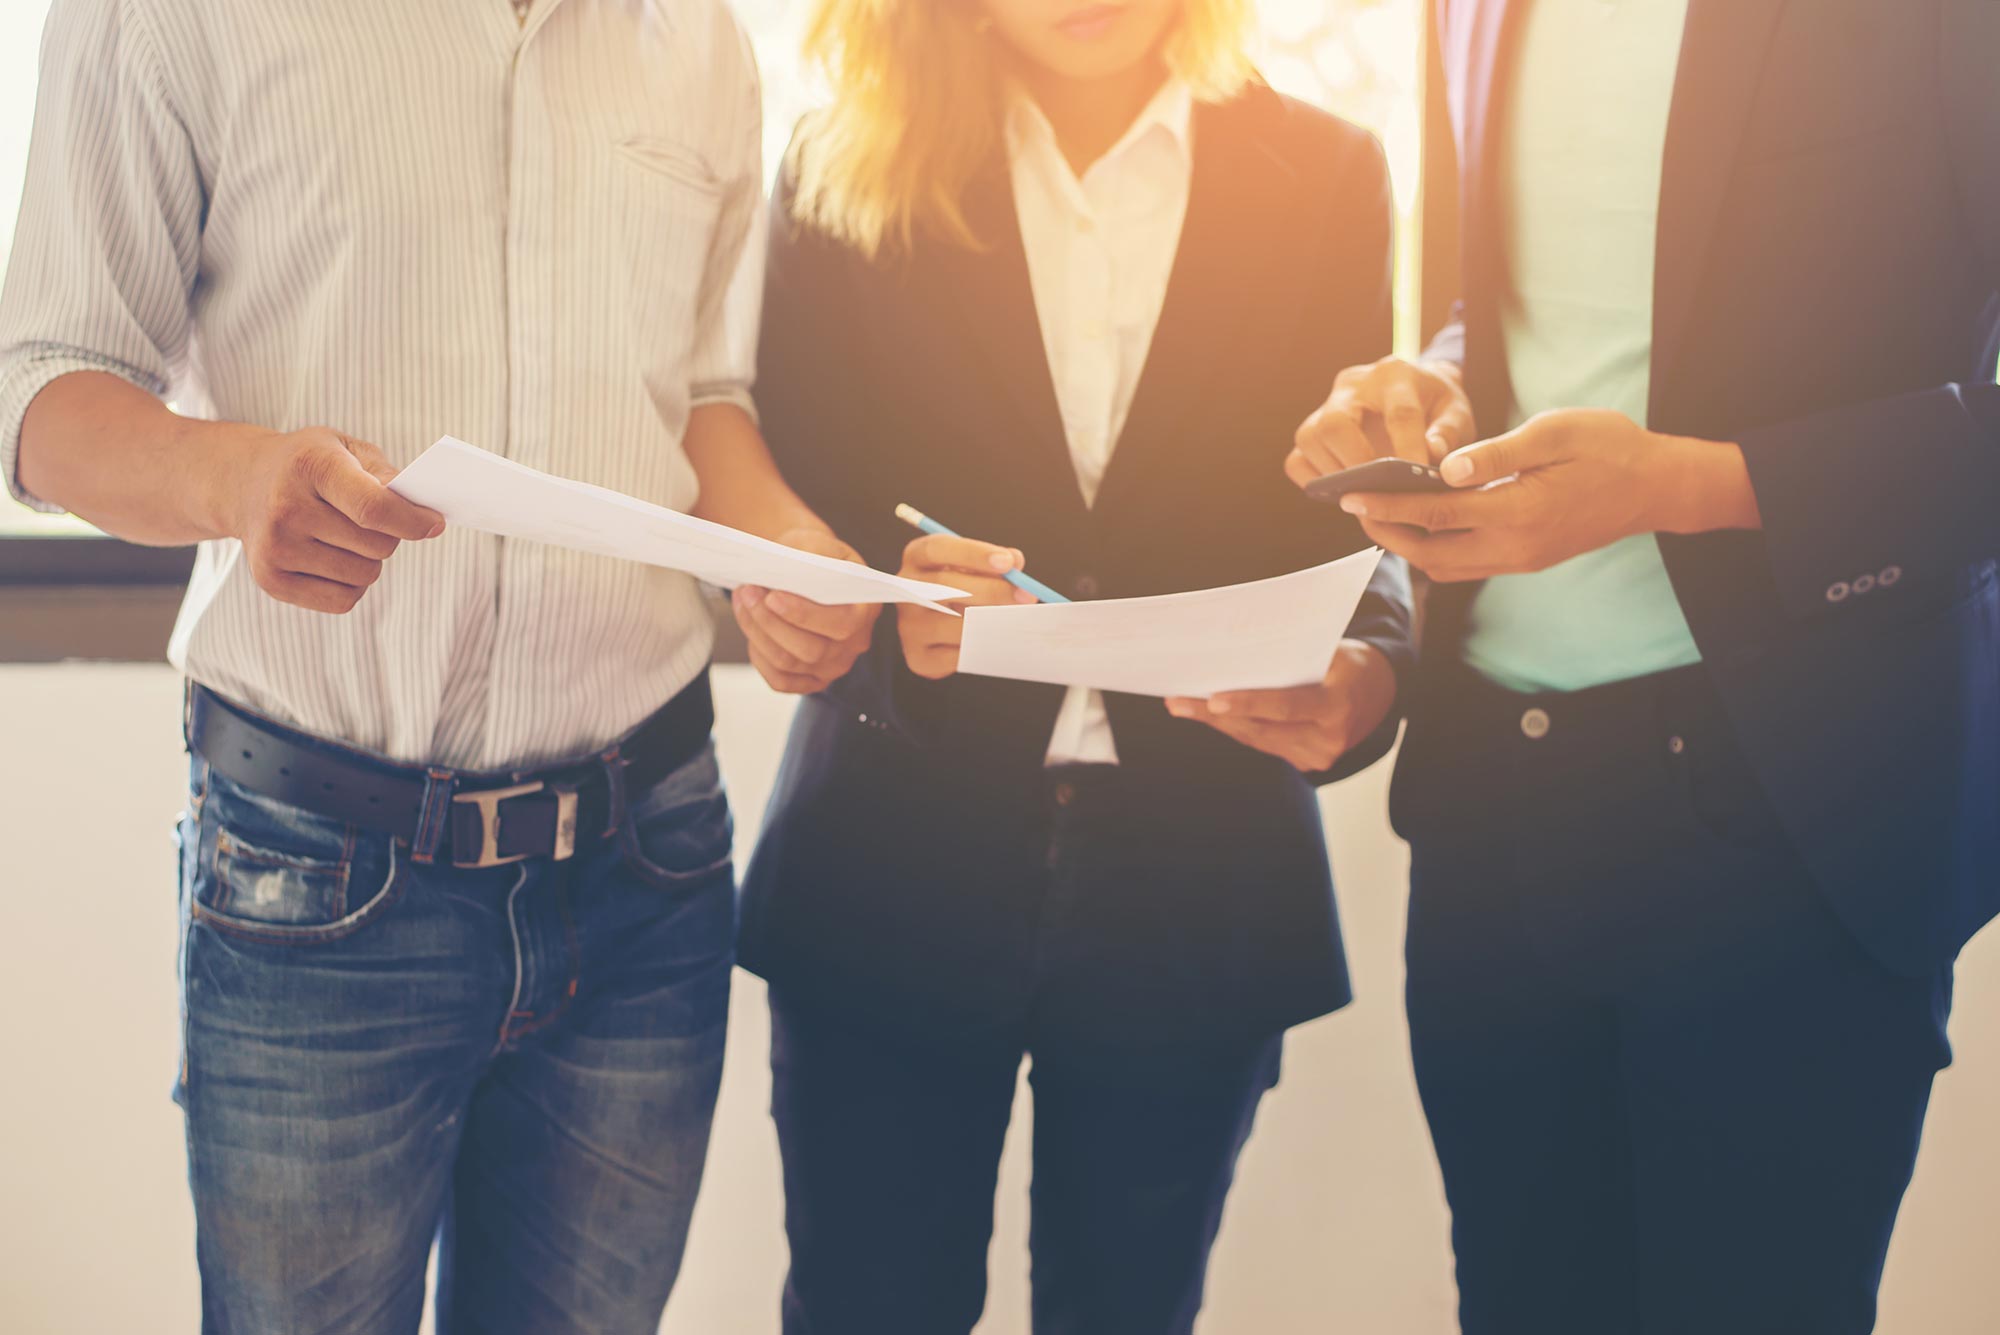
[174,740,735,1335]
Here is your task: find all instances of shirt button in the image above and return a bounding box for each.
[1667,735,1686,756]
[1826,581,1852,604]
[1879,565,1903,587]
[1072,574,1100,599]
[1520,707,1552,740]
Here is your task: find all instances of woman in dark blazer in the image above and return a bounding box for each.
[733,0,1412,1329]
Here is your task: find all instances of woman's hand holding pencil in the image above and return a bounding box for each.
[894,531,1040,680]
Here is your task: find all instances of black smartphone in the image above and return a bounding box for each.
[1303,457,1451,504]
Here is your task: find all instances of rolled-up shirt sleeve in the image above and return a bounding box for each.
[0,0,202,511]
[684,26,764,424]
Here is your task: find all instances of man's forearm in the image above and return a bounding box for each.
[19,370,258,546]
[683,402,831,543]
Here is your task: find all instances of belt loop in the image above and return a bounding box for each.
[411,767,455,864]
[600,746,629,839]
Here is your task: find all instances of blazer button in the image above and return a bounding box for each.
[1852,573,1876,595]
[1520,707,1551,740]
[1826,581,1851,604]
[1073,574,1100,599]
[1879,565,1903,588]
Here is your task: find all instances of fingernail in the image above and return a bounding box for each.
[427,522,446,539]
[1015,590,1037,604]
[1441,456,1474,485]
[1340,497,1366,516]
[989,551,1018,571]
[1167,700,1191,718]
[767,592,796,614]
[1209,698,1230,715]
[740,587,764,607]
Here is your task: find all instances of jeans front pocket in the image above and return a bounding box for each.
[621,743,735,892]
[190,773,406,946]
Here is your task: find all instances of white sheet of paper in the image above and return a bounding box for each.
[956,548,1385,698]
[390,437,968,610]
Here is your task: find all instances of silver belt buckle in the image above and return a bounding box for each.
[451,780,581,868]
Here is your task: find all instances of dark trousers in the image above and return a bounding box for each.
[1396,665,1954,1334]
[767,992,1280,1335]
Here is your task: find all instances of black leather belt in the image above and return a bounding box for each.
[187,674,714,868]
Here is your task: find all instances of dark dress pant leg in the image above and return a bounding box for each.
[1402,668,1952,1335]
[1023,1036,1283,1335]
[768,988,1022,1335]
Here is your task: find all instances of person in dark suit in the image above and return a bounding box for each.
[1263,0,2000,1330]
[730,0,1412,1329]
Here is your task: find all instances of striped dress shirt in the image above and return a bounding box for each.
[0,0,764,770]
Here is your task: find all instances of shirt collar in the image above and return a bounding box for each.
[1004,76,1195,178]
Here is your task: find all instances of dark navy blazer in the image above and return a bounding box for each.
[1407,0,2000,974]
[741,87,1413,1055]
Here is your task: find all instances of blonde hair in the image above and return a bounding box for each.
[790,0,1255,258]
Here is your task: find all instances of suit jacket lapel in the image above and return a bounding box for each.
[1652,0,1788,409]
[925,159,1093,526]
[1090,90,1296,523]
[1424,0,1528,658]
[1444,0,1529,428]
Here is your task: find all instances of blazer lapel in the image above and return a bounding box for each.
[1089,91,1296,522]
[925,159,1094,525]
[1652,0,1788,406]
[1444,0,1529,426]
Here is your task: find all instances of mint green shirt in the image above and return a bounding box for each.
[1460,0,1702,695]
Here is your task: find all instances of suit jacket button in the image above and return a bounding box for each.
[1520,708,1551,740]
[1073,574,1100,599]
[1879,565,1902,587]
[1826,581,1851,603]
[1852,573,1876,595]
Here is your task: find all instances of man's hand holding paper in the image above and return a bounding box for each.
[388,436,970,611]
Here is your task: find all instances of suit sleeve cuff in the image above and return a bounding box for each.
[1738,383,1997,617]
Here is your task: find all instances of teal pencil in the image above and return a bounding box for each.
[893,504,1072,605]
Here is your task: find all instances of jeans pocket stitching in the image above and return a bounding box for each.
[211,826,354,917]
[193,841,407,946]
[622,804,734,889]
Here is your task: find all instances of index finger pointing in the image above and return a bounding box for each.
[1379,378,1431,464]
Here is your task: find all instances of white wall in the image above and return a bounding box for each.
[0,662,1994,1333]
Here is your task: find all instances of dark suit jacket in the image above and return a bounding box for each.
[1405,0,2000,974]
[740,85,1413,1054]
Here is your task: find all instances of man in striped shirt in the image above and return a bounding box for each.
[0,1,875,1330]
